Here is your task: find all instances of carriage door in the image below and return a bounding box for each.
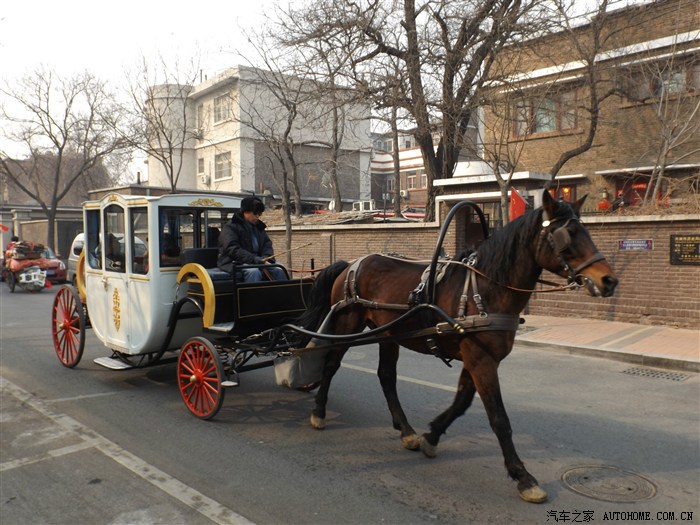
[95,204,130,351]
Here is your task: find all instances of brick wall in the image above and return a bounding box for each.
[268,214,700,329]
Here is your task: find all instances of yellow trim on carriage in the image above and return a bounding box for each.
[176,263,216,328]
[76,251,86,301]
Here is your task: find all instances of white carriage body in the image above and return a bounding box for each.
[81,193,241,355]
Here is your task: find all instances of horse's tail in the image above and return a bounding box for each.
[297,260,350,332]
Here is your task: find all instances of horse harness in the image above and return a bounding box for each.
[325,255,521,366]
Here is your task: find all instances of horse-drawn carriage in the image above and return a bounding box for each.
[51,190,617,503]
[51,193,317,418]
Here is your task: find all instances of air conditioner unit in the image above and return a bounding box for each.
[200,174,210,185]
[399,190,409,198]
[192,128,204,140]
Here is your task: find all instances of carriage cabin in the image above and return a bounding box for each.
[77,193,238,355]
[77,193,312,357]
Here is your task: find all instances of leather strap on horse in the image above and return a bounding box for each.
[326,255,521,337]
[336,255,412,312]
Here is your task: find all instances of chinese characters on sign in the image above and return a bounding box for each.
[617,239,653,251]
[670,234,700,266]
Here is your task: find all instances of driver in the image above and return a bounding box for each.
[217,196,286,282]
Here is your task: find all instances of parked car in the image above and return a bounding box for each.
[39,246,67,284]
[67,233,84,285]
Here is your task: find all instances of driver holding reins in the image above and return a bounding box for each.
[217,196,286,282]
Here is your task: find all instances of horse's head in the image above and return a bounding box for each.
[536,191,618,297]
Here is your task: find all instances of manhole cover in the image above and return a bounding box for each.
[562,465,657,502]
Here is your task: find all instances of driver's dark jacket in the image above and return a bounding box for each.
[217,213,274,274]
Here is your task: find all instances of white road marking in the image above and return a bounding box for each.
[0,441,94,471]
[45,391,122,403]
[0,376,255,525]
[341,362,459,393]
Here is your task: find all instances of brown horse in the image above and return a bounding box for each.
[297,191,618,503]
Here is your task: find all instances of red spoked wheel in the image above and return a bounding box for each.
[51,285,86,368]
[178,337,225,420]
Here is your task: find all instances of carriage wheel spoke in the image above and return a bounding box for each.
[177,338,225,420]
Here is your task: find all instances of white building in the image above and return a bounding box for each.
[146,66,373,207]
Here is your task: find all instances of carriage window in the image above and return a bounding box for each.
[158,209,194,267]
[130,208,148,274]
[197,209,227,248]
[103,205,126,273]
[85,209,101,269]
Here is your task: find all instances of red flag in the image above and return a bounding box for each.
[0,224,9,232]
[509,187,527,221]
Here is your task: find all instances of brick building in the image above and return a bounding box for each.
[479,0,700,215]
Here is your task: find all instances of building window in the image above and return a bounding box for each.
[626,60,700,102]
[214,152,231,180]
[404,139,412,149]
[658,66,687,97]
[406,171,416,189]
[213,94,230,123]
[386,176,395,192]
[197,158,205,174]
[548,185,577,203]
[420,172,427,188]
[513,90,577,137]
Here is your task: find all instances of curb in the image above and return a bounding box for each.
[515,338,700,373]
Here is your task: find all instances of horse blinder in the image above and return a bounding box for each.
[541,216,606,291]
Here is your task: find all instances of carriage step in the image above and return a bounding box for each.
[221,380,239,387]
[207,322,235,333]
[93,356,133,370]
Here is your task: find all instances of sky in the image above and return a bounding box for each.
[0,0,280,87]
[0,0,281,172]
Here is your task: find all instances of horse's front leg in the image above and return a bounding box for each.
[419,367,477,457]
[378,342,420,450]
[310,346,347,429]
[471,360,547,504]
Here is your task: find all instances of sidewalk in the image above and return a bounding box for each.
[516,315,700,373]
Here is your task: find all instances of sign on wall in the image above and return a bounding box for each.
[618,239,653,251]
[670,234,700,266]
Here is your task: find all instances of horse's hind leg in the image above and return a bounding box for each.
[310,346,348,429]
[470,361,547,503]
[419,367,477,458]
[378,342,420,450]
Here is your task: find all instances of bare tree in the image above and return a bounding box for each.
[0,68,126,247]
[269,11,372,213]
[122,56,201,192]
[277,0,547,221]
[479,0,631,223]
[626,49,700,206]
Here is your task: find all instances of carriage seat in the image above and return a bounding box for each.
[180,248,219,269]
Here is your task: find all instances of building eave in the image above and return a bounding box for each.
[433,171,551,187]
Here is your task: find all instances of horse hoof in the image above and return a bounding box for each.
[310,414,326,430]
[402,434,421,451]
[419,436,437,458]
[519,485,548,503]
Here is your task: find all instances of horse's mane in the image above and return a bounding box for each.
[474,209,543,284]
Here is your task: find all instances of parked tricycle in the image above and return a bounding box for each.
[3,241,49,293]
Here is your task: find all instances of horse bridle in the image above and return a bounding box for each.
[537,211,606,285]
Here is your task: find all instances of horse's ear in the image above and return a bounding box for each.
[572,194,588,216]
[542,189,558,217]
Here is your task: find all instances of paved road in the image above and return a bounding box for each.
[1,285,698,524]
